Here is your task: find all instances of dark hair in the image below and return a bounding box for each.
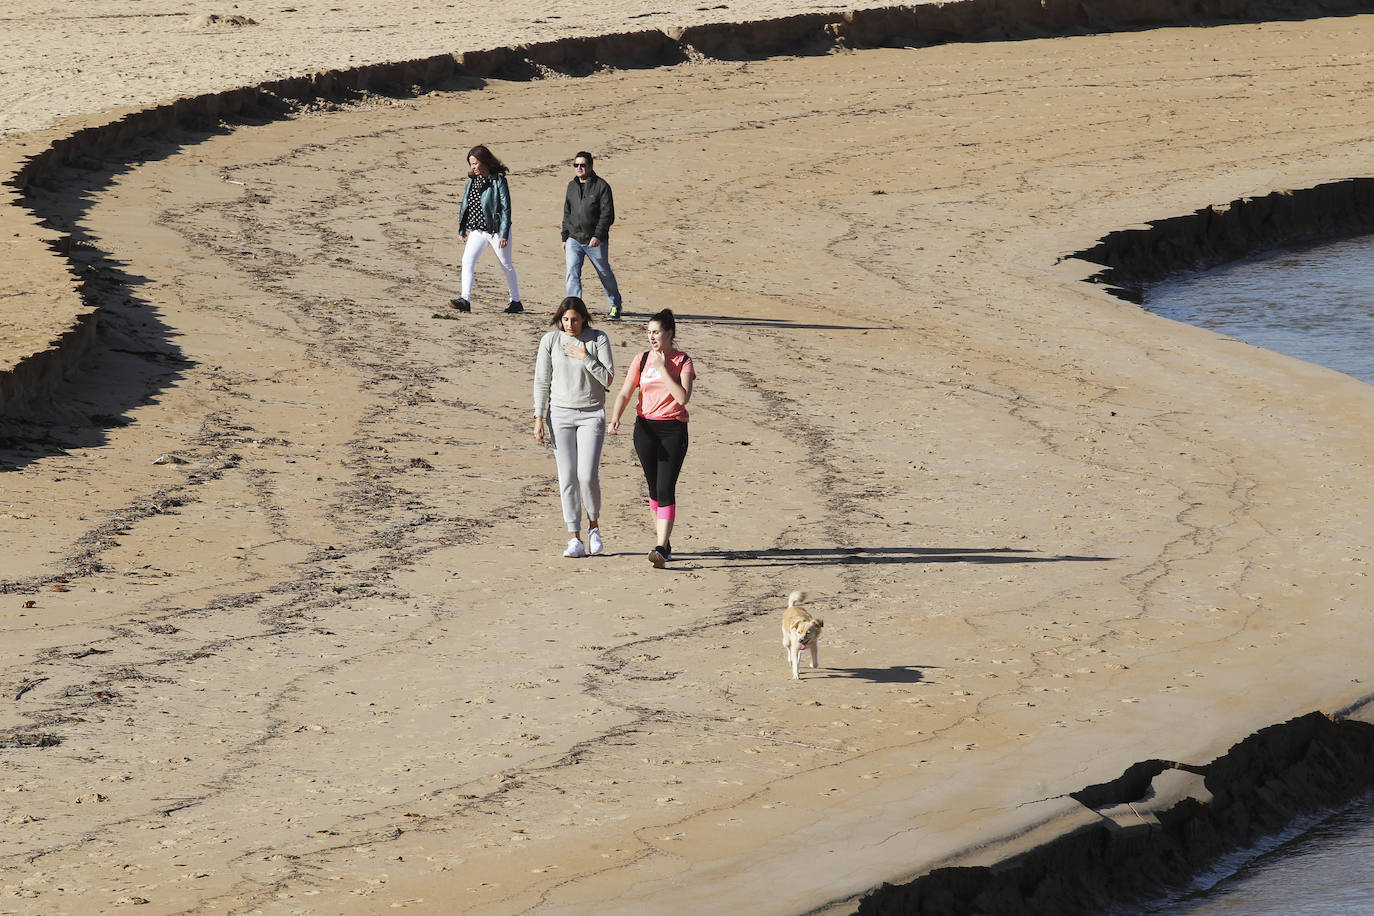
[550,296,593,328]
[648,309,676,338]
[467,145,509,176]
[574,151,594,168]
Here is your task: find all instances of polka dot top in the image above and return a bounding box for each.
[461,175,492,233]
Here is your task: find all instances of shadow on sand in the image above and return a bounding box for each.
[613,310,888,332]
[813,664,936,684]
[687,546,1112,569]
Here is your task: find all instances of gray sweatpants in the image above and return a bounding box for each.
[550,405,605,531]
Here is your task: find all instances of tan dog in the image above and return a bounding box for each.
[781,590,824,679]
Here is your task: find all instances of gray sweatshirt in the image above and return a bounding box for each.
[533,328,615,416]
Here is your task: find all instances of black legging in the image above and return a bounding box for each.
[633,417,689,514]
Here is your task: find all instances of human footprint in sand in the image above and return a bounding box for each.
[534,297,615,558]
[610,309,696,568]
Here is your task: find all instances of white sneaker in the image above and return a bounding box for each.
[563,537,586,559]
[588,528,604,556]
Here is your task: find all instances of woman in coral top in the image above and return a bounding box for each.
[610,309,696,568]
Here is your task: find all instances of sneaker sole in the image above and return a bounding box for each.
[648,548,666,569]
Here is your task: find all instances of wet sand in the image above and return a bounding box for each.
[4,6,1374,916]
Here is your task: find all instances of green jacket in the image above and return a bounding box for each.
[458,174,512,239]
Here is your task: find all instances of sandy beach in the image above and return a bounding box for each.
[4,3,1374,914]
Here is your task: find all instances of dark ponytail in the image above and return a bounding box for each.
[650,308,676,337]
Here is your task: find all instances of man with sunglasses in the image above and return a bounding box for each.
[561,152,624,320]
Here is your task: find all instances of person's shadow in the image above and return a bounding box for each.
[687,546,1112,568]
[615,311,887,332]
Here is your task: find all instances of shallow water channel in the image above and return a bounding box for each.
[1145,233,1374,385]
[1143,233,1374,914]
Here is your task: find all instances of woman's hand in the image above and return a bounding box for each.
[610,376,637,437]
[499,237,509,249]
[646,348,667,369]
[534,416,546,444]
[562,338,587,360]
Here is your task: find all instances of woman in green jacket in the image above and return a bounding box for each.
[452,144,523,313]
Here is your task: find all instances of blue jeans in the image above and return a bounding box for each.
[565,238,622,309]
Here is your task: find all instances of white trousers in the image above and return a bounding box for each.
[461,229,520,301]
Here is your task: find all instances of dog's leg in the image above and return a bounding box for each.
[790,643,801,679]
[809,641,819,669]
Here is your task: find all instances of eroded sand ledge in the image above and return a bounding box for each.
[3,4,1374,915]
[1078,178,1374,300]
[859,708,1374,912]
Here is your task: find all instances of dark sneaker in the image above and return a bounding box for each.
[609,305,622,321]
[661,540,672,560]
[504,300,524,314]
[648,546,667,569]
[450,298,470,312]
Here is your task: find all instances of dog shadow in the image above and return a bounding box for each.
[812,665,935,684]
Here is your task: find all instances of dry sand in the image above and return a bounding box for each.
[4,4,1374,915]
[0,0,854,136]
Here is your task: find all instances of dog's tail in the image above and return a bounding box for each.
[787,590,806,608]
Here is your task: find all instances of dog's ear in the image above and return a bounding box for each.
[815,619,824,628]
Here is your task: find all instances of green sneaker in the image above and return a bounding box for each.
[609,305,622,321]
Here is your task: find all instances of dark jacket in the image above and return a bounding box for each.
[458,174,512,239]
[561,173,615,243]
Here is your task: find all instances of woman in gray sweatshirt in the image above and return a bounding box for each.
[533,297,616,558]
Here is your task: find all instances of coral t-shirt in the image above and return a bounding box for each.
[629,350,695,422]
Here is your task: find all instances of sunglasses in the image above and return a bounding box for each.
[573,162,589,168]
